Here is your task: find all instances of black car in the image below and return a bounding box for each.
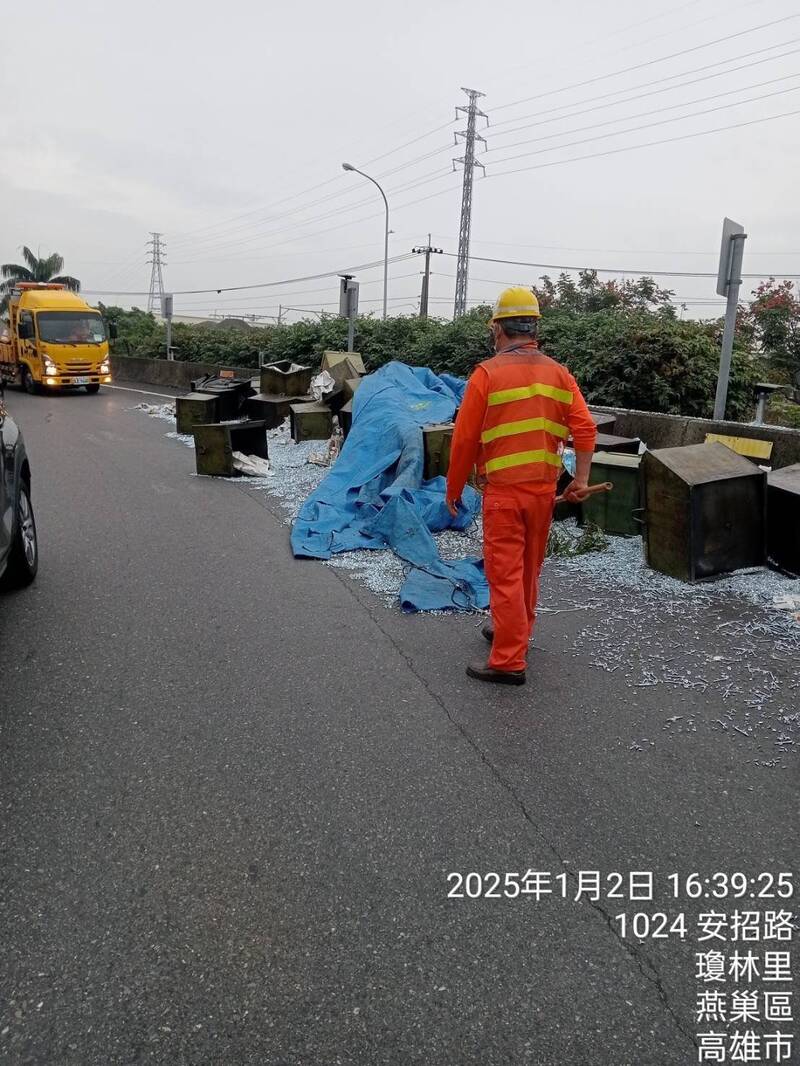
[0,384,38,590]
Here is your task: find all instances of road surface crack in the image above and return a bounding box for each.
[244,487,693,1049]
[329,571,696,1052]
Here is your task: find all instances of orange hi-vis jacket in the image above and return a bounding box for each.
[446,342,598,500]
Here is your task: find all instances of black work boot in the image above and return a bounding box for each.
[466,661,526,686]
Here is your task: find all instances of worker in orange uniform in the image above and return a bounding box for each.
[446,287,597,685]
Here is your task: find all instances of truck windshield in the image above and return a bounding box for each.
[37,312,107,345]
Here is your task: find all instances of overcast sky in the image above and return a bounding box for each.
[2,0,799,322]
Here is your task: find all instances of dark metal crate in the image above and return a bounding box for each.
[641,442,766,582]
[191,420,268,477]
[767,463,800,576]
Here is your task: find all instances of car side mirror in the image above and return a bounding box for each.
[109,322,118,340]
[18,321,34,340]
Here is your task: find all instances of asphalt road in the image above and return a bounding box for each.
[1,383,796,1065]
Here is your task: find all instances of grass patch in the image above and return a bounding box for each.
[546,521,609,558]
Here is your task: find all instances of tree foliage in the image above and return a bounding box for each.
[1,247,80,314]
[537,269,677,315]
[739,278,800,382]
[539,308,756,419]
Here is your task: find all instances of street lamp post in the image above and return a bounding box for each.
[342,162,389,320]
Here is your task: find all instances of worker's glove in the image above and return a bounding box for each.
[446,497,462,518]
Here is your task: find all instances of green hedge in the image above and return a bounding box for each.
[105,304,758,421]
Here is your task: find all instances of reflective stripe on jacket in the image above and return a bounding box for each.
[477,351,577,486]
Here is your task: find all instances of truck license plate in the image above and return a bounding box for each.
[73,377,89,385]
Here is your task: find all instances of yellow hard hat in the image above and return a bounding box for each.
[491,285,541,321]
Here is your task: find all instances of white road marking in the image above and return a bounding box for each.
[105,384,179,398]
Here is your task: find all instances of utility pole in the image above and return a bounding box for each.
[412,235,443,319]
[453,88,487,318]
[146,232,167,315]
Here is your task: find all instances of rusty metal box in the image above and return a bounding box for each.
[641,442,766,582]
[343,377,362,402]
[321,351,366,384]
[767,463,800,576]
[176,392,219,435]
[423,423,455,479]
[594,432,641,454]
[324,387,348,415]
[192,420,268,477]
[245,393,312,429]
[589,410,617,434]
[189,373,253,419]
[260,361,313,397]
[290,401,333,442]
[339,399,353,439]
[582,451,642,536]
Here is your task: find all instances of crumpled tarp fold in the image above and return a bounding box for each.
[291,362,489,612]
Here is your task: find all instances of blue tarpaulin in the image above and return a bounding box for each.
[291,362,489,612]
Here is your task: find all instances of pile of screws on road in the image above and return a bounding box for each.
[136,352,800,600]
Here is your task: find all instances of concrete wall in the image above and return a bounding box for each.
[110,354,256,392]
[592,406,800,470]
[111,355,800,470]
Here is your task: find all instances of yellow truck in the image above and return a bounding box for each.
[0,283,114,394]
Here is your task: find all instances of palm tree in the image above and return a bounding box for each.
[1,247,81,314]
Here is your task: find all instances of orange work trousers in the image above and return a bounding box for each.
[482,484,556,673]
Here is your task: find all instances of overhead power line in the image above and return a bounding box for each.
[159,43,800,264]
[169,117,457,248]
[168,175,346,247]
[487,41,800,139]
[166,164,454,260]
[173,269,424,309]
[83,254,415,298]
[429,234,797,258]
[492,13,800,114]
[170,38,800,262]
[486,105,800,190]
[483,81,800,169]
[491,0,735,98]
[177,73,796,263]
[179,179,463,267]
[359,118,456,167]
[440,247,800,280]
[99,108,798,305]
[611,0,764,59]
[613,0,700,36]
[146,90,794,284]
[169,149,454,255]
[168,236,424,266]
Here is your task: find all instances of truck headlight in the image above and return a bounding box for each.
[43,357,58,377]
[99,361,110,374]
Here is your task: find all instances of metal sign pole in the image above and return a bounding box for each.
[713,219,746,421]
[162,293,174,361]
[349,282,359,353]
